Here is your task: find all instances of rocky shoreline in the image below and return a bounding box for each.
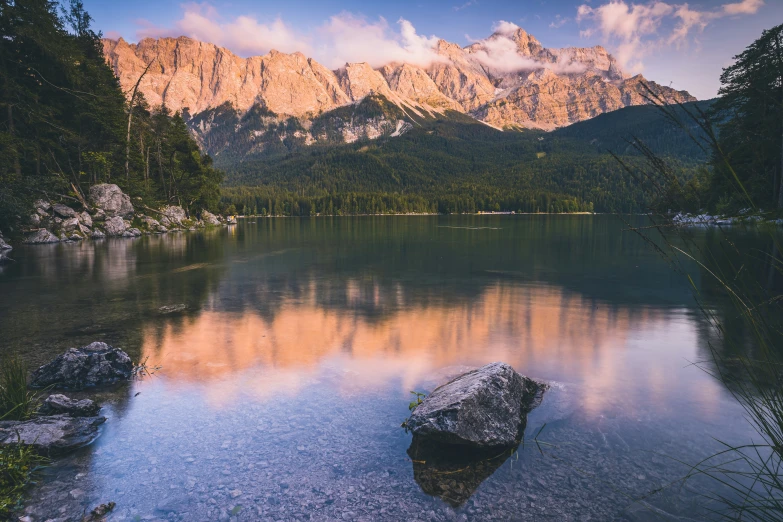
[671,211,783,227]
[8,184,235,249]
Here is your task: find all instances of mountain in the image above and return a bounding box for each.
[102,29,695,152]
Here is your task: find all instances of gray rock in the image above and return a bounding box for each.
[38,394,100,417]
[30,342,134,390]
[52,203,77,218]
[103,216,127,237]
[0,414,105,455]
[0,236,11,251]
[92,208,106,222]
[405,362,545,447]
[29,213,41,226]
[91,229,106,239]
[0,251,12,265]
[88,184,134,219]
[161,206,187,226]
[34,200,51,212]
[127,227,142,237]
[79,211,93,228]
[159,215,172,227]
[35,207,49,218]
[202,210,220,226]
[60,217,80,233]
[24,229,60,244]
[68,233,83,241]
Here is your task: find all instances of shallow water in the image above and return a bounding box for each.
[0,215,769,521]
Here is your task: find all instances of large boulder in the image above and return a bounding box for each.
[0,415,105,455]
[23,229,59,244]
[88,184,134,219]
[30,342,134,390]
[161,206,187,226]
[103,216,127,237]
[38,394,100,417]
[201,210,220,226]
[0,236,11,252]
[405,362,545,447]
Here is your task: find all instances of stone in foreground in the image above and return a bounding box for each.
[30,342,133,390]
[38,394,100,417]
[406,362,544,447]
[0,415,105,455]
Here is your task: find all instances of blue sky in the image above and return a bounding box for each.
[85,0,781,99]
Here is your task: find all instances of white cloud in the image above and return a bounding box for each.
[723,0,764,15]
[468,27,587,75]
[492,20,522,35]
[549,15,571,29]
[576,0,764,71]
[137,3,308,56]
[136,5,444,70]
[314,14,444,69]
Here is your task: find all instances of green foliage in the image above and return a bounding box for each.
[0,440,45,518]
[0,355,38,422]
[0,0,223,234]
[705,23,783,213]
[408,391,426,412]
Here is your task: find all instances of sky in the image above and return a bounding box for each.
[84,0,782,100]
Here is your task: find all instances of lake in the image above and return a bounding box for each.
[0,215,766,521]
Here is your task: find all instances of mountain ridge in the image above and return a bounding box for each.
[102,28,695,134]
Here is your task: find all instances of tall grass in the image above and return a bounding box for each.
[615,84,783,521]
[0,355,39,421]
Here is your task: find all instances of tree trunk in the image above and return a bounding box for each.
[8,104,21,178]
[125,58,156,179]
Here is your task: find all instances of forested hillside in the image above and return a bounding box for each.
[218,103,706,216]
[0,0,223,234]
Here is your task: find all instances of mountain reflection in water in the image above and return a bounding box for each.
[0,215,768,520]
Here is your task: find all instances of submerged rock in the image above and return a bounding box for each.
[38,394,100,417]
[408,436,517,507]
[30,342,133,390]
[405,362,545,447]
[0,415,105,455]
[24,229,60,244]
[158,303,188,315]
[89,184,134,219]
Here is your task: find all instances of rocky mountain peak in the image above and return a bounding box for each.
[102,27,696,133]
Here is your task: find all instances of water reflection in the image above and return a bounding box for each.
[408,438,520,507]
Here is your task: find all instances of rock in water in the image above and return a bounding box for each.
[38,394,100,417]
[103,216,127,237]
[88,184,134,219]
[30,342,133,390]
[0,235,12,251]
[23,229,60,244]
[0,415,106,455]
[406,362,544,447]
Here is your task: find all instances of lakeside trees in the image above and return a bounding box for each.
[0,0,222,234]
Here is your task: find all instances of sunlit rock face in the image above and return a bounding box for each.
[102,28,695,133]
